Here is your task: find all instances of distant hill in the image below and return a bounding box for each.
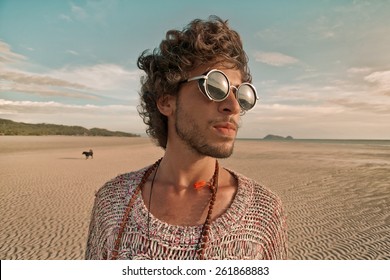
[263,134,294,140]
[0,118,140,137]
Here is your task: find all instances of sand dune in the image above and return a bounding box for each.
[0,136,389,259]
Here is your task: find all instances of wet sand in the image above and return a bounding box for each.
[0,136,389,259]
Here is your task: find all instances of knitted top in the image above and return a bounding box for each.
[85,165,288,260]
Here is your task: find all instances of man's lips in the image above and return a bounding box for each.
[213,122,237,136]
[213,122,237,131]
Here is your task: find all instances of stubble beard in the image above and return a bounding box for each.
[174,104,236,159]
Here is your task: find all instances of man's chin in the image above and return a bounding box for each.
[201,142,235,159]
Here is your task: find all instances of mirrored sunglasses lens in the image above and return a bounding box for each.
[237,84,256,110]
[206,71,229,100]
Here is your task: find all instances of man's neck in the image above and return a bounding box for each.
[157,144,217,192]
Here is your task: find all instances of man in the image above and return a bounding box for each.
[86,16,287,260]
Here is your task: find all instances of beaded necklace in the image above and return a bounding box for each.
[111,158,219,260]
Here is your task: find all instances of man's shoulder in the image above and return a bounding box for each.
[94,166,147,200]
[233,170,283,207]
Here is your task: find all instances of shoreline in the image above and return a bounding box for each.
[0,135,151,154]
[1,135,389,153]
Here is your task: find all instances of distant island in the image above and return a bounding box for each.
[0,118,139,137]
[263,134,294,141]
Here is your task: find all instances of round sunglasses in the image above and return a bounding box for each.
[182,69,259,111]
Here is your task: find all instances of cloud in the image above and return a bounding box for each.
[257,73,390,121]
[0,99,134,115]
[328,98,390,114]
[1,63,141,100]
[50,64,141,91]
[19,45,35,52]
[255,28,282,41]
[66,50,79,56]
[347,67,372,74]
[0,42,140,100]
[0,69,98,99]
[0,70,87,89]
[308,16,343,40]
[259,103,344,116]
[0,41,26,64]
[254,51,299,67]
[322,31,335,39]
[59,1,116,25]
[0,42,100,99]
[364,70,390,93]
[71,3,88,20]
[0,83,96,100]
[59,14,72,22]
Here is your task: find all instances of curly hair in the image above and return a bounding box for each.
[137,16,251,149]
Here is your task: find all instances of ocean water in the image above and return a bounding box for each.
[294,139,390,146]
[240,138,390,147]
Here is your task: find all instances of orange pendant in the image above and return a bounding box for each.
[194,180,207,190]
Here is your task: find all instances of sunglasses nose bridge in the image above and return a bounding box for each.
[229,85,238,98]
[220,85,241,113]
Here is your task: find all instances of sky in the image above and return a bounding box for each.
[1,0,390,139]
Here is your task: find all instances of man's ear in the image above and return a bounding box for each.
[157,94,176,117]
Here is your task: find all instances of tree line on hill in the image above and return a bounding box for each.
[0,118,139,137]
[263,134,294,140]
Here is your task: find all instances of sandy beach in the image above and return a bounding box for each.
[0,136,389,260]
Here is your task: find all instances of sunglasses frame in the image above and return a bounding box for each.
[184,69,259,110]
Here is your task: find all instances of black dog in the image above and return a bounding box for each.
[82,149,93,159]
